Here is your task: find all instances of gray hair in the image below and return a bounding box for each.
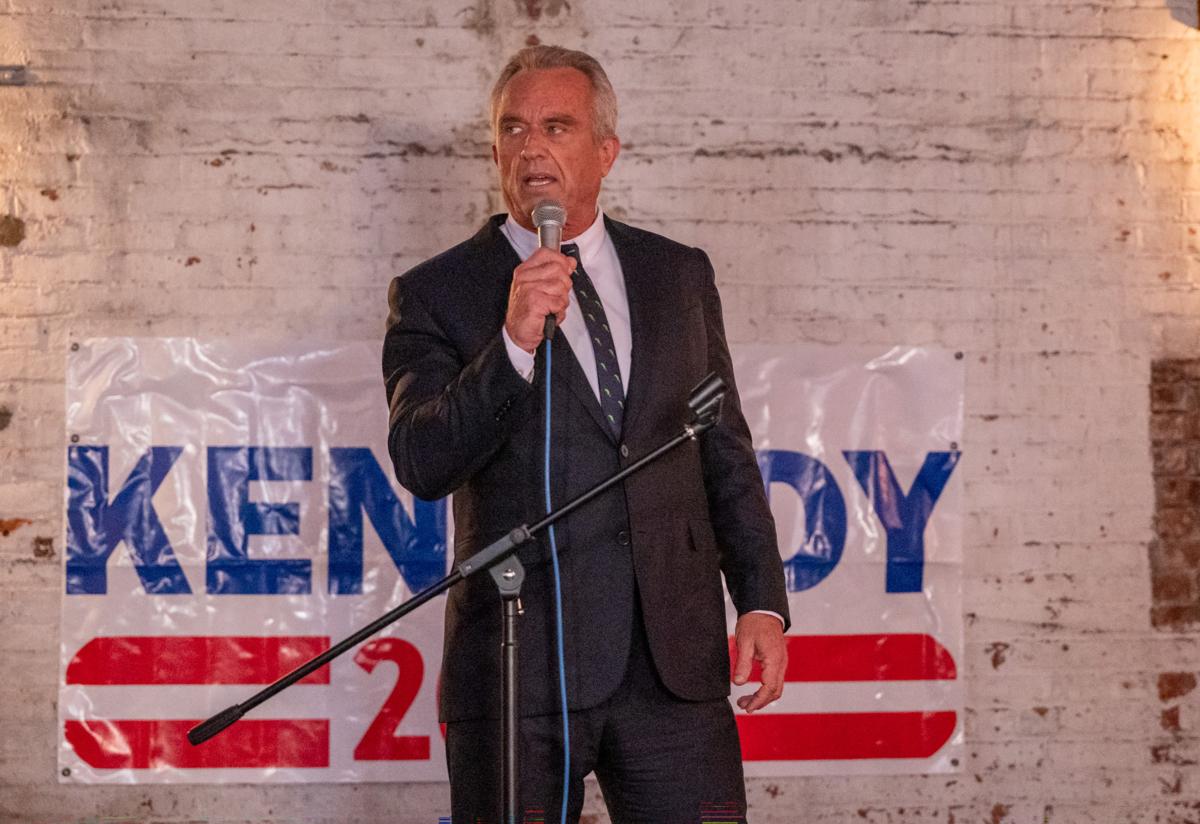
[489,45,619,141]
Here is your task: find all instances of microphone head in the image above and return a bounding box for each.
[531,200,566,229]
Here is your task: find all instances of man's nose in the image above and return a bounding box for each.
[519,129,547,159]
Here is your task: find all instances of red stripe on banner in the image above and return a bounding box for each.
[65,719,329,769]
[738,711,957,760]
[728,634,957,682]
[65,636,331,685]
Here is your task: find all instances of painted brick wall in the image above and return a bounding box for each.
[2,1,1200,822]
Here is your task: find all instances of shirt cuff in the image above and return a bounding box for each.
[501,326,536,382]
[746,609,785,628]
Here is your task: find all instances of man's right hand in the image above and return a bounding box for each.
[505,246,576,352]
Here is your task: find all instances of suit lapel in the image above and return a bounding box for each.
[466,216,521,310]
[606,217,667,439]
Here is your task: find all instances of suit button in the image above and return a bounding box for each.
[616,530,630,546]
[620,444,629,458]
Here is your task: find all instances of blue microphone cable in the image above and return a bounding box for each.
[542,334,570,824]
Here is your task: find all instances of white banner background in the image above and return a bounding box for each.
[59,339,963,783]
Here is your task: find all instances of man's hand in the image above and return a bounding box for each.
[732,612,787,713]
[505,246,575,352]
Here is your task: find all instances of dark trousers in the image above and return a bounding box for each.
[446,604,747,824]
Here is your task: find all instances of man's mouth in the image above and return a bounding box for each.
[523,174,558,188]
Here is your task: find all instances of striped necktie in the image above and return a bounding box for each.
[562,244,624,436]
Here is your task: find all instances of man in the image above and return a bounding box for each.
[383,45,789,823]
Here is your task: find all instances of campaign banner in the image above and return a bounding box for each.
[59,339,963,783]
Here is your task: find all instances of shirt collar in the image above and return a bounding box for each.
[502,207,607,267]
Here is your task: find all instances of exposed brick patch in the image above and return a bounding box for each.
[0,215,26,247]
[0,405,11,431]
[1158,672,1198,702]
[32,536,54,559]
[0,518,32,536]
[1151,743,1198,766]
[1162,706,1182,732]
[984,641,1010,669]
[1151,359,1200,630]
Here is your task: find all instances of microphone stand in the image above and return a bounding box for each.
[188,373,729,824]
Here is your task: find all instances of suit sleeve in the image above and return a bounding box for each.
[693,249,792,630]
[382,274,534,501]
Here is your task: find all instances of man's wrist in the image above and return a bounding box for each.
[744,609,785,629]
[501,326,536,382]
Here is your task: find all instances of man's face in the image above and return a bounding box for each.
[492,67,620,239]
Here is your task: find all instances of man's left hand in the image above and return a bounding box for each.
[732,612,787,713]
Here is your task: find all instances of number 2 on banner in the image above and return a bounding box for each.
[353,638,430,761]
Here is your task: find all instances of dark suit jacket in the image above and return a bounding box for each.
[383,214,790,723]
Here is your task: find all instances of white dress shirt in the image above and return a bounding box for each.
[500,208,631,399]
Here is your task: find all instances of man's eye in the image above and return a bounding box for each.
[547,124,565,135]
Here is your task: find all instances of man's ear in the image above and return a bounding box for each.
[598,135,620,177]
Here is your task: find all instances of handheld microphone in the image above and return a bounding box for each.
[531,200,567,341]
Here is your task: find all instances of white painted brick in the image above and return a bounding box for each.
[79,17,296,54]
[0,14,85,52]
[2,0,1200,820]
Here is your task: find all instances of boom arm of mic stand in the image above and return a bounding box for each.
[189,372,727,747]
[187,566,467,745]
